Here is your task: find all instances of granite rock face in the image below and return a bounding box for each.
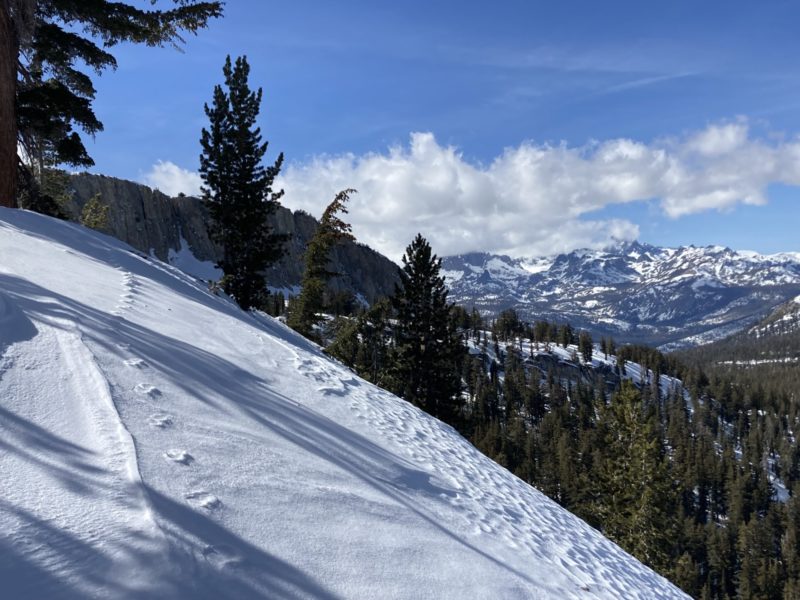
[66,173,399,303]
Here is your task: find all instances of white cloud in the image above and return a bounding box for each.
[278,121,800,259]
[686,120,748,156]
[141,160,203,197]
[142,120,800,260]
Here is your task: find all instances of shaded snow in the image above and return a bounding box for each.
[0,209,687,599]
[167,235,222,282]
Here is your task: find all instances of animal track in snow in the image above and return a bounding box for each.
[112,271,137,314]
[318,376,361,397]
[148,414,173,429]
[164,449,194,465]
[317,384,346,396]
[134,383,161,398]
[121,271,136,286]
[185,490,221,510]
[294,357,338,384]
[202,544,244,568]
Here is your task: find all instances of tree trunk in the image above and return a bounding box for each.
[0,0,18,208]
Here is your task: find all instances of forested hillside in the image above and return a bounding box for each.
[329,304,800,599]
[676,297,800,404]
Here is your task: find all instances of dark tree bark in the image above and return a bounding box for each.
[0,0,18,208]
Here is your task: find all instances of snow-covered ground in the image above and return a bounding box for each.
[0,209,687,599]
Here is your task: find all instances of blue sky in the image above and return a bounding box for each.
[85,0,800,259]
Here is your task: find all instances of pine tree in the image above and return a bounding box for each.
[79,193,109,231]
[579,330,593,363]
[327,298,392,385]
[288,189,356,338]
[2,0,222,208]
[591,381,676,572]
[200,55,287,310]
[387,234,464,423]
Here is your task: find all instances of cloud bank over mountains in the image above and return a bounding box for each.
[141,120,800,260]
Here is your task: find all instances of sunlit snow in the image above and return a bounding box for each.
[0,209,687,599]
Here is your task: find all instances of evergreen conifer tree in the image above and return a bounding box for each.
[288,189,356,338]
[327,298,393,385]
[592,381,676,572]
[79,193,109,231]
[579,330,593,363]
[2,0,222,208]
[387,234,464,423]
[200,55,287,310]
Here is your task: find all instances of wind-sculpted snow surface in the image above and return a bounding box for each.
[0,209,688,599]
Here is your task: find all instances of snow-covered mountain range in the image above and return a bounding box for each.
[442,241,800,349]
[0,209,687,598]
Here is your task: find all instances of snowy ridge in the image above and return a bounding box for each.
[0,209,686,599]
[747,295,800,338]
[442,242,800,349]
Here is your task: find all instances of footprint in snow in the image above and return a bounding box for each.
[202,544,244,568]
[164,449,194,466]
[148,414,173,429]
[134,383,161,398]
[185,491,221,510]
[317,385,346,396]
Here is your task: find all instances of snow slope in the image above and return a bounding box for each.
[0,209,687,599]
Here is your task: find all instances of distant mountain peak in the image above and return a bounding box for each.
[442,242,800,349]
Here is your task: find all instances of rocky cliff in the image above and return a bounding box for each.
[65,173,399,303]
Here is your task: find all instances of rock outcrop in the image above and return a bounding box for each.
[66,173,399,303]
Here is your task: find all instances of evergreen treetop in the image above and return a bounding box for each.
[3,0,223,208]
[288,189,356,338]
[388,233,464,422]
[199,55,287,310]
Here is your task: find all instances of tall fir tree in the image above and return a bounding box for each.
[387,234,464,423]
[200,55,287,310]
[288,189,356,338]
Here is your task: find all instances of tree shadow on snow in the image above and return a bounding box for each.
[0,270,573,597]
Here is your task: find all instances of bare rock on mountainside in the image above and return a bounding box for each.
[65,173,399,303]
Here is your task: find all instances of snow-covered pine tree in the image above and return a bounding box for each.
[199,55,287,310]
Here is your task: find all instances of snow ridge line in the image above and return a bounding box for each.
[57,324,162,536]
